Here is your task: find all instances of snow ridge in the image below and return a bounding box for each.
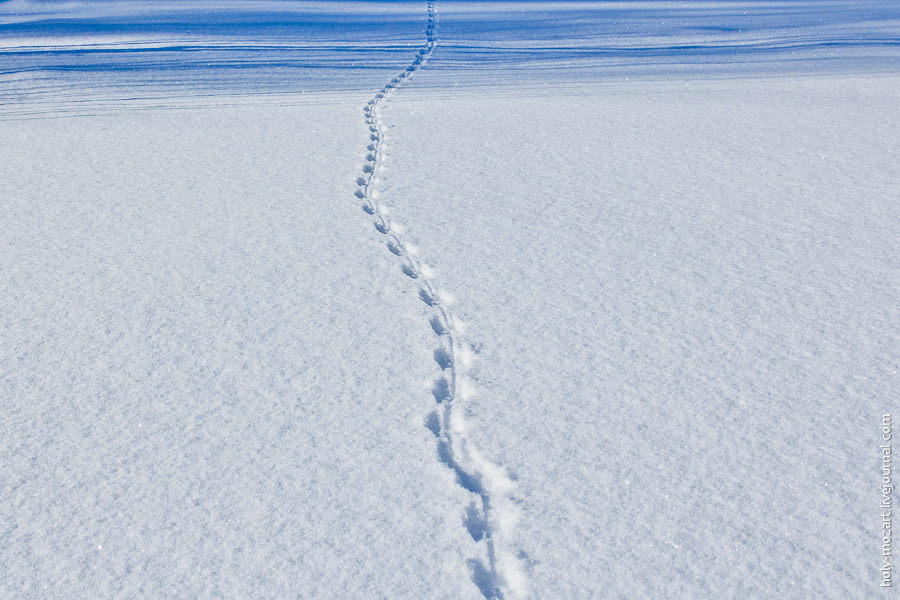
[356,3,528,598]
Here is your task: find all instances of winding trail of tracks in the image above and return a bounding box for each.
[354,2,529,598]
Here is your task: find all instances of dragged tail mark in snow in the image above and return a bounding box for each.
[354,2,529,598]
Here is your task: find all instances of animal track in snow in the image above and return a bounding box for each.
[434,347,453,370]
[429,315,447,336]
[419,288,436,306]
[354,2,528,597]
[432,377,451,403]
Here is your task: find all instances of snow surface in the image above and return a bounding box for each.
[383,75,900,597]
[2,0,899,598]
[1,102,488,598]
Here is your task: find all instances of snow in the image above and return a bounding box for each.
[1,102,485,598]
[2,0,899,598]
[383,75,900,597]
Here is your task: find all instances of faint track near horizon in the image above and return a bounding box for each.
[354,2,529,598]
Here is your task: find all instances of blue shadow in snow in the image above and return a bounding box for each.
[1,0,898,108]
[416,0,900,86]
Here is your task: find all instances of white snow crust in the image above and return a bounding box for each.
[2,0,898,597]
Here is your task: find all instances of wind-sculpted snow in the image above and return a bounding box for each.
[392,0,900,90]
[0,0,428,116]
[4,0,897,116]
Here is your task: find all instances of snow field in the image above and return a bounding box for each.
[0,102,486,598]
[382,75,900,597]
[355,4,529,596]
[2,0,899,597]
